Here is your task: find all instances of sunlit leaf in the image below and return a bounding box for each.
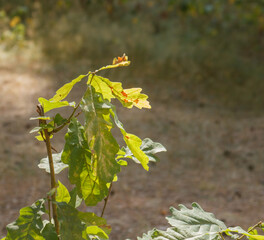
[57,202,109,240]
[38,152,68,174]
[30,116,51,120]
[38,97,75,113]
[61,117,109,206]
[35,132,53,142]
[30,126,42,134]
[80,85,120,183]
[121,138,167,163]
[50,75,87,102]
[89,75,114,101]
[5,199,46,240]
[56,181,71,203]
[89,75,151,109]
[123,88,151,109]
[224,227,264,240]
[85,226,108,239]
[123,133,149,171]
[109,106,150,171]
[95,54,130,72]
[79,212,111,239]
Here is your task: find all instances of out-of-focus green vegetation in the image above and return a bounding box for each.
[1,0,264,111]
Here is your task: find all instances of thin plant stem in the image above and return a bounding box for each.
[219,233,225,240]
[101,182,113,217]
[51,103,80,134]
[48,197,51,222]
[37,104,60,236]
[237,221,262,240]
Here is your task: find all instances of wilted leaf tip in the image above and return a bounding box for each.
[112,53,129,65]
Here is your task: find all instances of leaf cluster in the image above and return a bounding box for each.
[2,55,166,240]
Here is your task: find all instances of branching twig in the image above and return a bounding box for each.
[51,103,80,134]
[237,221,263,240]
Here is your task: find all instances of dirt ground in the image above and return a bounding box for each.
[0,50,264,240]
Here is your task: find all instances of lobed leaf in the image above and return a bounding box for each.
[89,74,151,109]
[41,222,58,240]
[120,138,167,164]
[80,85,120,183]
[123,133,149,171]
[138,203,227,240]
[109,105,151,171]
[61,117,110,206]
[54,113,68,126]
[68,187,82,208]
[56,202,85,240]
[5,199,46,240]
[56,202,110,240]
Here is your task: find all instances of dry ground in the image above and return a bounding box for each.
[0,49,264,240]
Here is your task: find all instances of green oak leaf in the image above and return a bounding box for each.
[5,199,46,240]
[138,203,227,240]
[56,202,85,240]
[57,202,110,240]
[123,133,149,171]
[78,212,107,227]
[108,105,150,171]
[80,85,120,183]
[68,187,82,208]
[41,222,58,240]
[61,117,109,206]
[82,86,157,171]
[121,138,167,163]
[79,212,111,237]
[54,113,68,126]
[38,152,68,174]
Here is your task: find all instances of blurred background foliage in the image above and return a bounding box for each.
[1,0,264,112]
